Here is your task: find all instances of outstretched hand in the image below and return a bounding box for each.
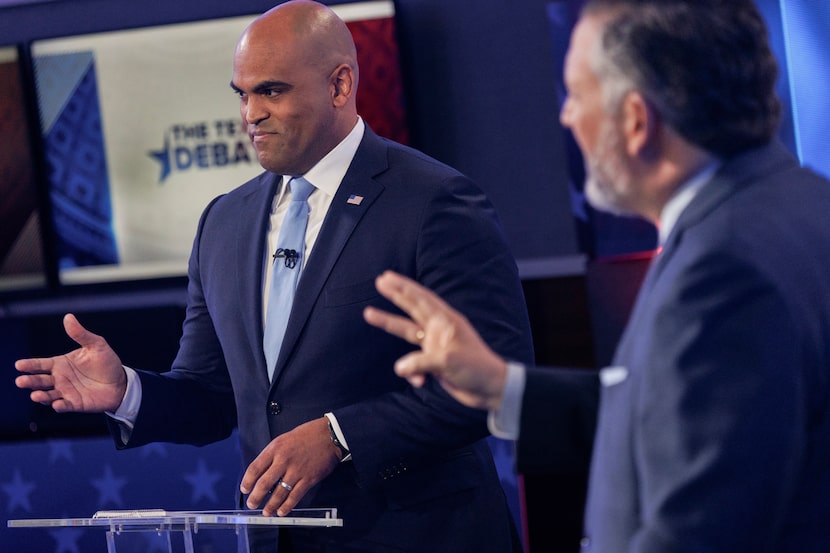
[363,271,508,411]
[15,313,127,413]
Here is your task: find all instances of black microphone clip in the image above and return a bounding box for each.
[273,248,299,269]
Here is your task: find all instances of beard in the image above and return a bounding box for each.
[583,118,636,216]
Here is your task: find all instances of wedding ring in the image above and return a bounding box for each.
[278,480,294,492]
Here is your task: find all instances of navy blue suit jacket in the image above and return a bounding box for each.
[521,141,830,552]
[119,127,534,551]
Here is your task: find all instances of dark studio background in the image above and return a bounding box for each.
[0,0,825,551]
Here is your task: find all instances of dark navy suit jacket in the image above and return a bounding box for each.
[118,127,534,551]
[520,141,830,552]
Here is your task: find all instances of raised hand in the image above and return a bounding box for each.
[363,270,508,411]
[15,313,128,413]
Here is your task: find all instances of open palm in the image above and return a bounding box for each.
[15,314,127,413]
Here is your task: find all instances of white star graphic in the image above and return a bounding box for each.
[2,468,36,513]
[90,465,127,507]
[183,459,223,504]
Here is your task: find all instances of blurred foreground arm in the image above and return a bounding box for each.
[363,270,509,411]
[366,270,599,473]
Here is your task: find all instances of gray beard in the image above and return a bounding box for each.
[583,122,635,217]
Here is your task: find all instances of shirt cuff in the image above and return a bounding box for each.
[324,412,352,462]
[487,361,526,440]
[105,366,141,444]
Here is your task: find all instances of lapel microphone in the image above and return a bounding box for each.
[273,248,299,269]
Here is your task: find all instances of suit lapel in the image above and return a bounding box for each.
[236,172,281,384]
[648,141,796,288]
[615,141,798,365]
[269,129,388,386]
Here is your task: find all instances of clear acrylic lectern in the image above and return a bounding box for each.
[8,508,343,553]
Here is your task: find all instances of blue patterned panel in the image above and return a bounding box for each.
[34,52,119,269]
[1,434,241,553]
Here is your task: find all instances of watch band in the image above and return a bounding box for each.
[327,419,352,462]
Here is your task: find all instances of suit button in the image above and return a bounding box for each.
[268,401,281,415]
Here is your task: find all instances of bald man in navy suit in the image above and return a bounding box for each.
[16,2,532,551]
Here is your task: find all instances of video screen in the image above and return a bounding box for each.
[0,45,47,292]
[30,0,407,285]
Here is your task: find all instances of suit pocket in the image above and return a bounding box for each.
[324,279,380,307]
[382,450,480,510]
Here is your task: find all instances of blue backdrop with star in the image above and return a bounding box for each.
[1,433,521,553]
[1,433,243,552]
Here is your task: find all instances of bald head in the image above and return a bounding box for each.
[232,0,360,175]
[239,0,358,86]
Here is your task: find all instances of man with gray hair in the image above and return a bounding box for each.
[365,0,830,550]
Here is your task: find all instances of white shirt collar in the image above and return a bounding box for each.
[658,160,721,245]
[281,117,365,198]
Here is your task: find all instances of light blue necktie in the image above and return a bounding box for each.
[263,176,314,381]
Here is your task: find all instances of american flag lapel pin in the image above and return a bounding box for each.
[347,194,364,206]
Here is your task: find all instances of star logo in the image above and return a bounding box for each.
[148,135,172,183]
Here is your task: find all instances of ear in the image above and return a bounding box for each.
[330,64,355,108]
[621,91,658,160]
